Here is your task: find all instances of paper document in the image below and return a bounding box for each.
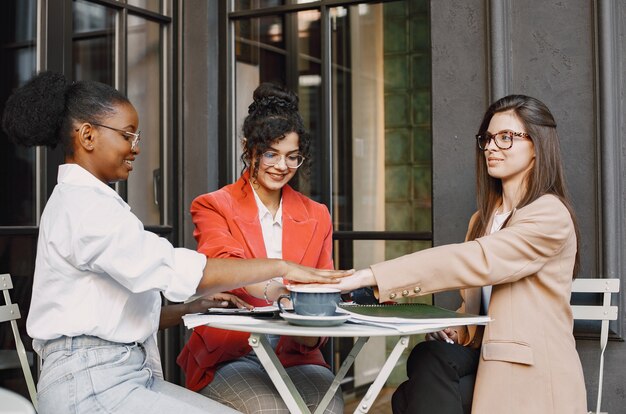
[346,318,461,334]
[183,314,273,329]
[338,303,491,326]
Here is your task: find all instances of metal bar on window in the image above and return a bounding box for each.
[320,4,333,212]
[86,0,172,23]
[162,0,174,226]
[333,231,433,241]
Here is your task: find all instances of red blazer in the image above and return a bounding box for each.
[176,172,334,391]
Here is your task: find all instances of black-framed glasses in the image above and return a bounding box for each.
[260,151,305,169]
[92,122,141,151]
[475,130,531,150]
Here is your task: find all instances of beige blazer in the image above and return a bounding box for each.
[371,195,587,413]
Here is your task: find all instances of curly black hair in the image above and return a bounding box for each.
[2,71,130,155]
[240,82,311,179]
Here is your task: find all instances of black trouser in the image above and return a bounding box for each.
[392,340,480,414]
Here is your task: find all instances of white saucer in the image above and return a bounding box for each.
[280,311,350,327]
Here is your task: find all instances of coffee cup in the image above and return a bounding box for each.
[277,287,341,316]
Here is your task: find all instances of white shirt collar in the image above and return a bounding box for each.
[250,184,283,225]
[250,184,283,259]
[58,163,126,207]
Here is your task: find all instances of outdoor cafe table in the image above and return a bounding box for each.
[192,316,462,414]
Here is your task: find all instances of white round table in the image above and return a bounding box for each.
[204,317,452,414]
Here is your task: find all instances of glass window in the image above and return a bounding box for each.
[127,0,162,14]
[126,15,162,225]
[73,0,115,84]
[228,0,432,392]
[233,1,432,253]
[72,2,165,226]
[0,0,37,226]
[331,1,432,266]
[234,10,324,198]
[234,14,287,174]
[235,0,285,11]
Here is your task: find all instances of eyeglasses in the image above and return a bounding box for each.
[92,123,141,151]
[260,151,305,169]
[475,130,531,150]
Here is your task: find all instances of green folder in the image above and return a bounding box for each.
[338,303,490,325]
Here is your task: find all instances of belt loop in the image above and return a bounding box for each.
[65,336,73,356]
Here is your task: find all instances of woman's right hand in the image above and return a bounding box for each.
[425,327,459,344]
[282,261,354,285]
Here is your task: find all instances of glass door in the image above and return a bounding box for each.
[226,0,432,392]
[0,0,39,397]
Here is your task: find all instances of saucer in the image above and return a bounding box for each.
[279,311,350,327]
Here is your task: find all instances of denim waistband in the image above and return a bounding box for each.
[41,335,139,360]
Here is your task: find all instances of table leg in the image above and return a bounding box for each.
[313,337,370,414]
[248,333,311,414]
[353,335,410,414]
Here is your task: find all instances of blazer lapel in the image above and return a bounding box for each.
[281,186,317,264]
[231,174,268,258]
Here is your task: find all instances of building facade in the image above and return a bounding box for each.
[0,0,624,411]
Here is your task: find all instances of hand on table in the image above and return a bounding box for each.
[292,268,376,294]
[159,293,252,330]
[425,328,458,344]
[282,262,354,285]
[186,292,254,313]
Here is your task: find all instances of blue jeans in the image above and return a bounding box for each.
[37,336,240,414]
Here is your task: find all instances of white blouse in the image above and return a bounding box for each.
[481,210,512,313]
[27,164,206,349]
[251,185,283,260]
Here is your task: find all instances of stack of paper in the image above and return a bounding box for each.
[339,303,490,332]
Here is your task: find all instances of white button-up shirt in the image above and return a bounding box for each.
[27,164,206,348]
[251,185,283,260]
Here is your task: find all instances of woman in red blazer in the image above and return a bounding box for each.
[176,83,342,413]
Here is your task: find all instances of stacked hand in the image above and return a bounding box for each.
[292,268,375,293]
[283,262,355,285]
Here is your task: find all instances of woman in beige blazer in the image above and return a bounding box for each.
[332,95,587,414]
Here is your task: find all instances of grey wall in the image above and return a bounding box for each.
[430,0,625,411]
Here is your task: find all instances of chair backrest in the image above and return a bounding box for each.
[571,278,620,414]
[1,273,38,412]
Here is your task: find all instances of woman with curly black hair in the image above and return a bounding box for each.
[1,72,350,414]
[176,83,343,413]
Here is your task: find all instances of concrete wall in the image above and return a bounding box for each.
[430,1,625,411]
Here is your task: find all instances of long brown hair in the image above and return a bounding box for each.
[467,95,580,276]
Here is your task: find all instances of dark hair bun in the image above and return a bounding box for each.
[247,82,298,116]
[2,71,69,148]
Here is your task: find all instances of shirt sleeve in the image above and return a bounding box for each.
[65,196,206,302]
[371,195,575,301]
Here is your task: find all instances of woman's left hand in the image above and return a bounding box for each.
[293,268,377,294]
[186,292,253,313]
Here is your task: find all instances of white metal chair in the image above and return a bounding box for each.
[0,273,38,412]
[571,278,620,414]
